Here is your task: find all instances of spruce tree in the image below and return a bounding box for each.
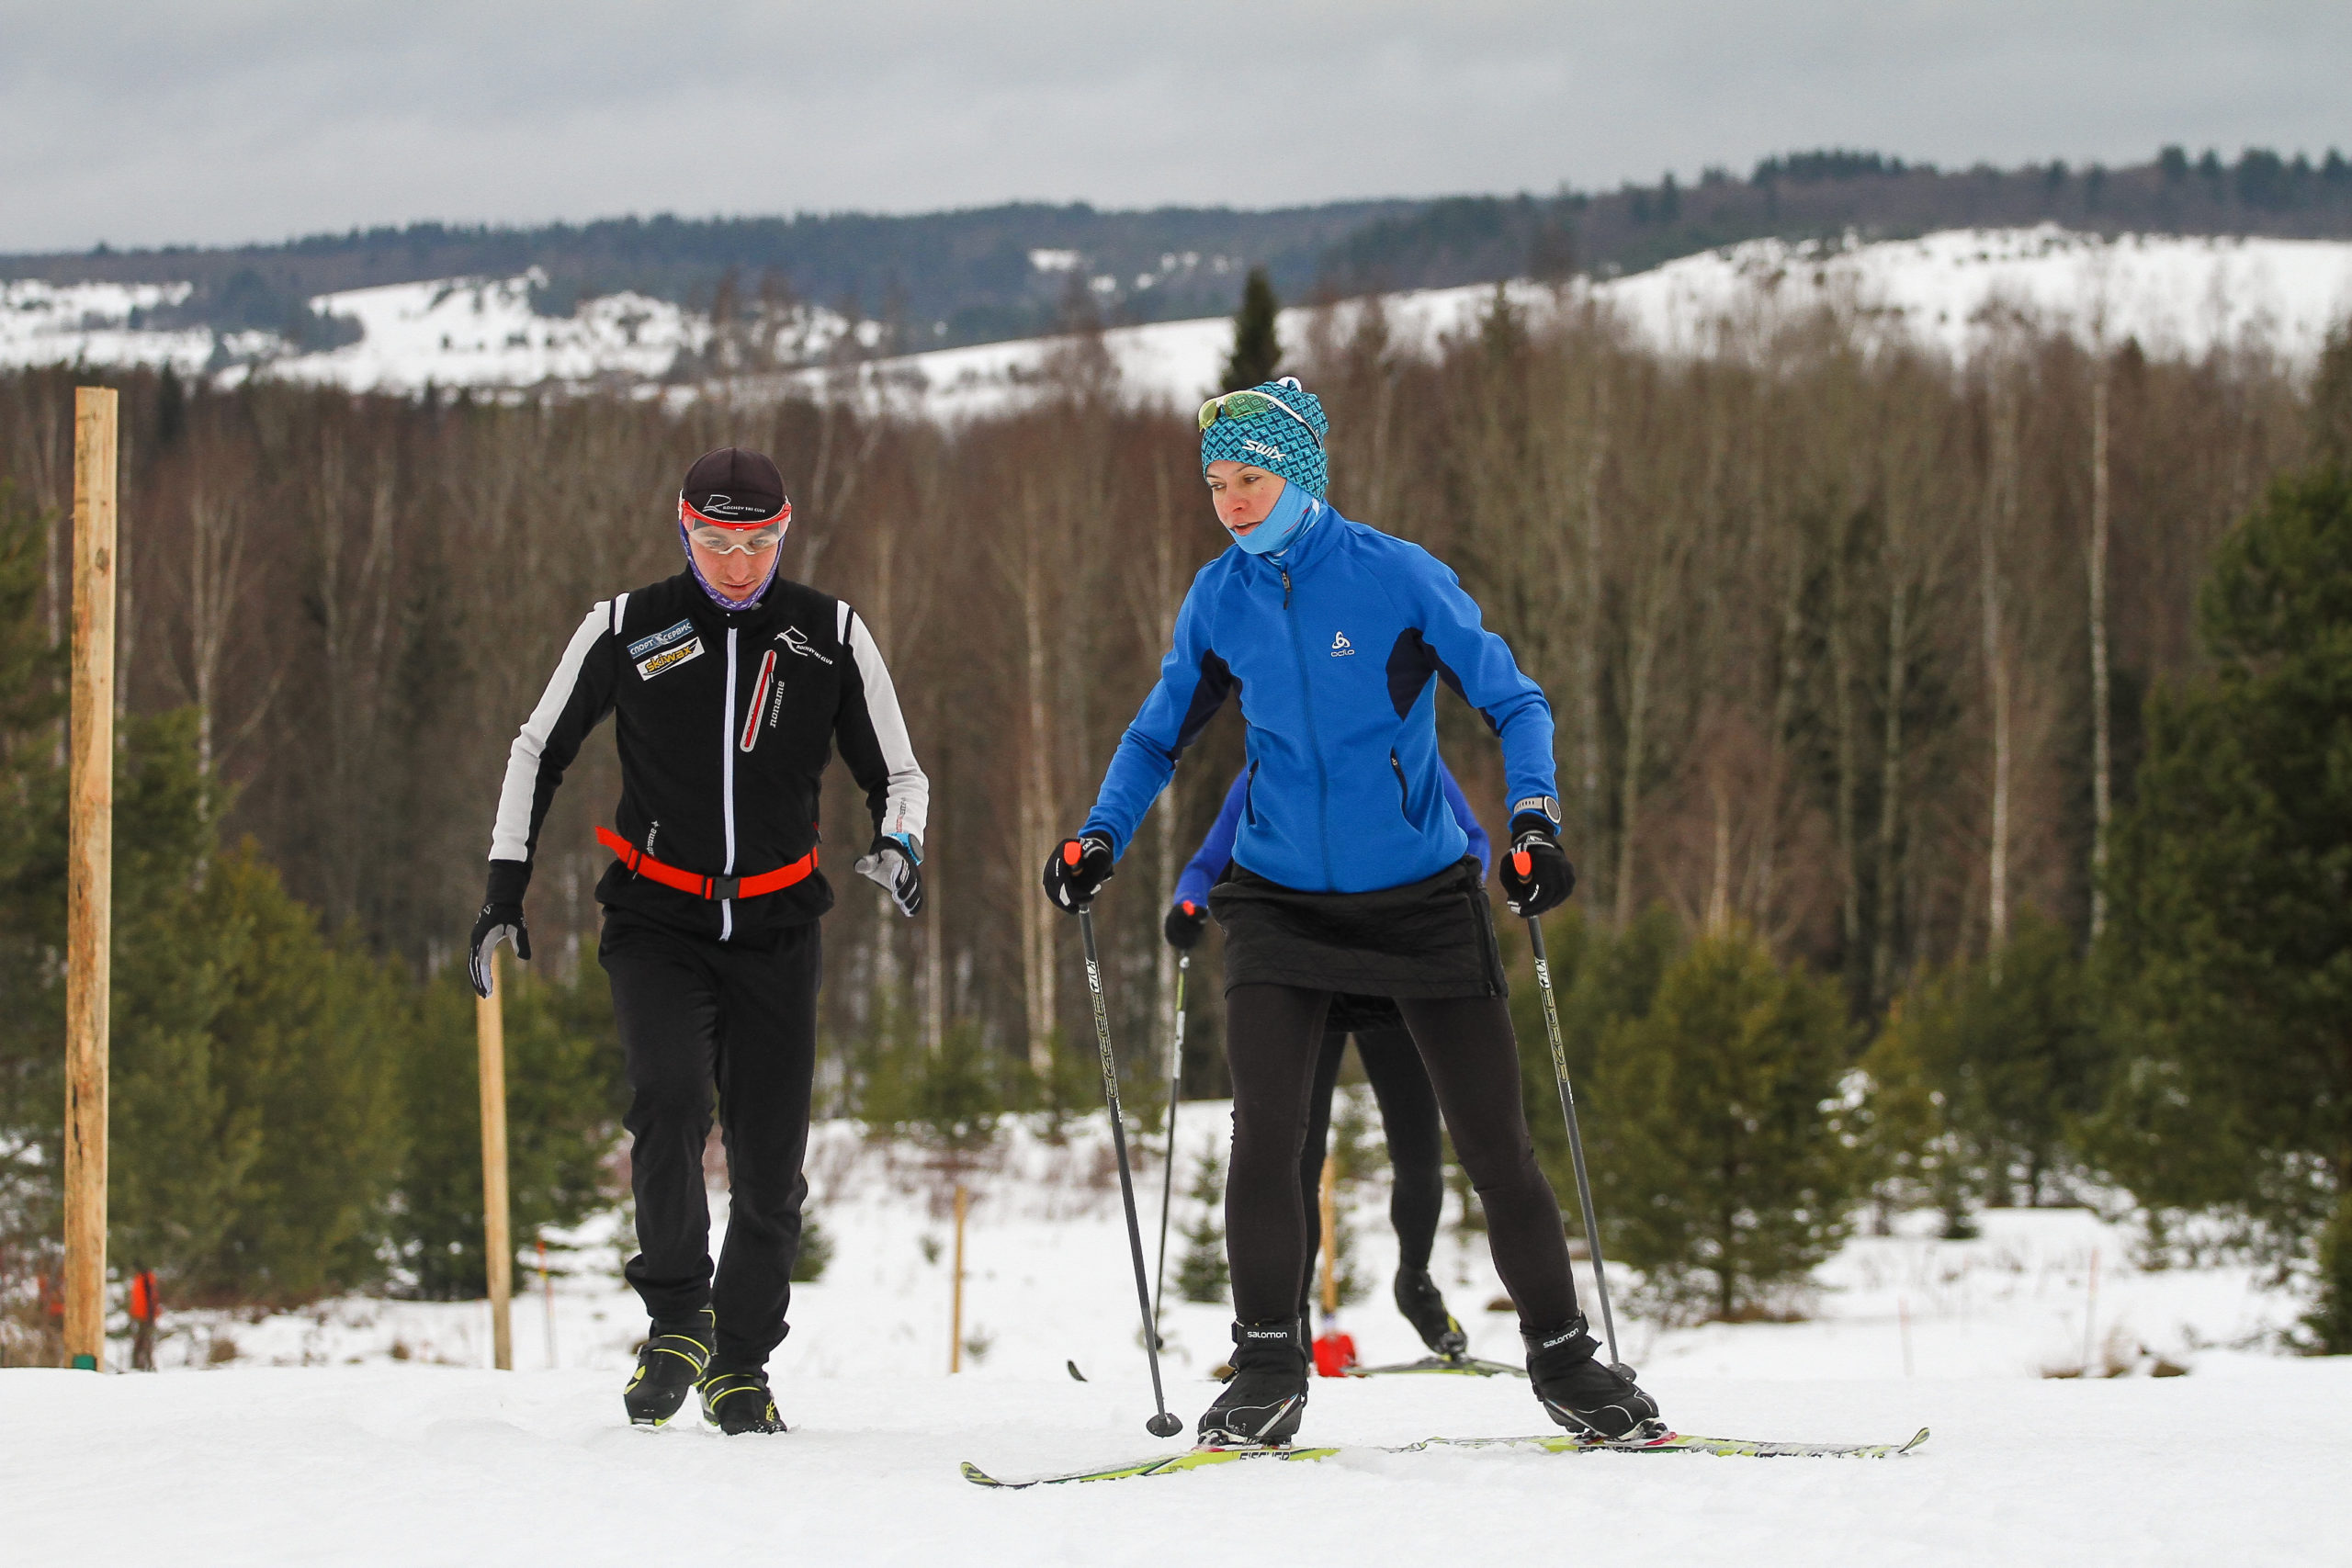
[1596,931,1859,1321]
[2097,464,2352,1348]
[1176,1151,1230,1304]
[1220,268,1281,392]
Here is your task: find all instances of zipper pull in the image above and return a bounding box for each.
[1281,568,1292,608]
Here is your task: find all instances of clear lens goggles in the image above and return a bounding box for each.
[1197,389,1323,446]
[680,495,789,555]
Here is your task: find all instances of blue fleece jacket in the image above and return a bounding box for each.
[1174,760,1491,911]
[1082,506,1555,895]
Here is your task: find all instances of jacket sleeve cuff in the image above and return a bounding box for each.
[485,859,532,906]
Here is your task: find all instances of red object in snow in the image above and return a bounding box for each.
[128,1269,157,1324]
[1312,1329,1358,1378]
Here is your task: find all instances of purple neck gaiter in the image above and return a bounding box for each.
[681,521,779,612]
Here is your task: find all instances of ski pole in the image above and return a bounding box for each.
[1152,953,1189,1333]
[1525,913,1626,1371]
[1077,901,1186,1439]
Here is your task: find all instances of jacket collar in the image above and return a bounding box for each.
[1235,498,1345,583]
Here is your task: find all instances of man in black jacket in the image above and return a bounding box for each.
[468,446,926,1435]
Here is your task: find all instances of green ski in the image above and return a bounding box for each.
[961,1427,1930,1487]
[1342,1354,1527,1379]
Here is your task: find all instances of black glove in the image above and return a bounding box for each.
[1164,897,1207,950]
[854,832,924,917]
[1042,833,1114,912]
[468,860,533,998]
[1499,813,1575,918]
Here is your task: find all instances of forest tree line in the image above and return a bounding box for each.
[1,280,2347,1346]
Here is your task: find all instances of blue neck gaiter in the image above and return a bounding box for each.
[681,521,779,612]
[1230,481,1320,558]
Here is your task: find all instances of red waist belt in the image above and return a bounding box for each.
[596,826,817,901]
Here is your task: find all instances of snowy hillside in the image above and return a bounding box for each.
[809,226,2352,420]
[7,229,2351,402]
[9,1108,2346,1567]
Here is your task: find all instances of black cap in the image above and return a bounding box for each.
[681,447,788,523]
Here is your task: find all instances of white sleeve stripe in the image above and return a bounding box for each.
[490,604,607,863]
[610,591,629,636]
[844,609,930,843]
[836,600,851,643]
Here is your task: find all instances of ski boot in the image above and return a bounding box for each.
[622,1307,714,1427]
[1394,1268,1471,1359]
[1197,1318,1308,1447]
[1524,1315,1661,1441]
[700,1367,788,1435]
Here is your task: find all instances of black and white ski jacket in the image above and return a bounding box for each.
[488,571,928,942]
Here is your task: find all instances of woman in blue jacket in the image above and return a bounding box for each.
[1166,761,1488,1359]
[1044,378,1659,1446]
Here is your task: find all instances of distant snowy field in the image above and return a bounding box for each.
[8,228,2350,406]
[9,1110,2346,1565]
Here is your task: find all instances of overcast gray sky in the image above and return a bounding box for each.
[3,1,2346,253]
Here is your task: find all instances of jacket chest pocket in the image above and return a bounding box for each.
[741,646,836,762]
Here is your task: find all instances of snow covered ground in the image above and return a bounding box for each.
[10,1108,2345,1564]
[10,227,2349,402]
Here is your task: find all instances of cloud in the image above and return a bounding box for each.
[4,0,2346,252]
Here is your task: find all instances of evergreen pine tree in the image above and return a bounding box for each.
[1176,1150,1230,1304]
[1220,268,1281,392]
[1597,930,1859,1321]
[2097,464,2352,1348]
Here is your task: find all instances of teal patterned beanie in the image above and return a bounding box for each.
[1201,378,1329,499]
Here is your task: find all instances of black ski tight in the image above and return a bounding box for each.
[1295,1022,1445,1314]
[1226,985,1579,1331]
[603,910,820,1371]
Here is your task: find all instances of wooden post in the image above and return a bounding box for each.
[1317,1153,1340,1317]
[64,387,117,1374]
[949,1183,967,1373]
[538,1237,555,1371]
[478,952,512,1371]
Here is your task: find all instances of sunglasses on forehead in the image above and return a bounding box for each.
[1197,389,1324,447]
[680,495,790,555]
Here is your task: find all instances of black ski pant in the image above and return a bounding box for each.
[1226,985,1577,1334]
[601,908,819,1372]
[1294,1021,1445,1316]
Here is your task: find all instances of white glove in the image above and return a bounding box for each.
[854,833,923,917]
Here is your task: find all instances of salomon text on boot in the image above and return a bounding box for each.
[1394,1268,1470,1359]
[1524,1316,1662,1441]
[1197,1319,1308,1447]
[622,1307,713,1427]
[700,1367,788,1435]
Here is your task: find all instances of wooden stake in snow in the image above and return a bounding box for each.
[2082,1248,2101,1379]
[64,387,117,1375]
[950,1183,968,1374]
[477,953,512,1371]
[1318,1153,1340,1317]
[539,1237,555,1371]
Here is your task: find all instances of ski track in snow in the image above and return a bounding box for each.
[7,228,2350,405]
[10,1111,2346,1565]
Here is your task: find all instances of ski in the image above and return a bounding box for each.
[1342,1354,1527,1379]
[961,1426,1929,1487]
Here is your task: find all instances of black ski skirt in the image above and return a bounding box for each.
[1209,856,1505,1000]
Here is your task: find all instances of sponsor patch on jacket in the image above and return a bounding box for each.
[627,618,695,660]
[636,637,704,680]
